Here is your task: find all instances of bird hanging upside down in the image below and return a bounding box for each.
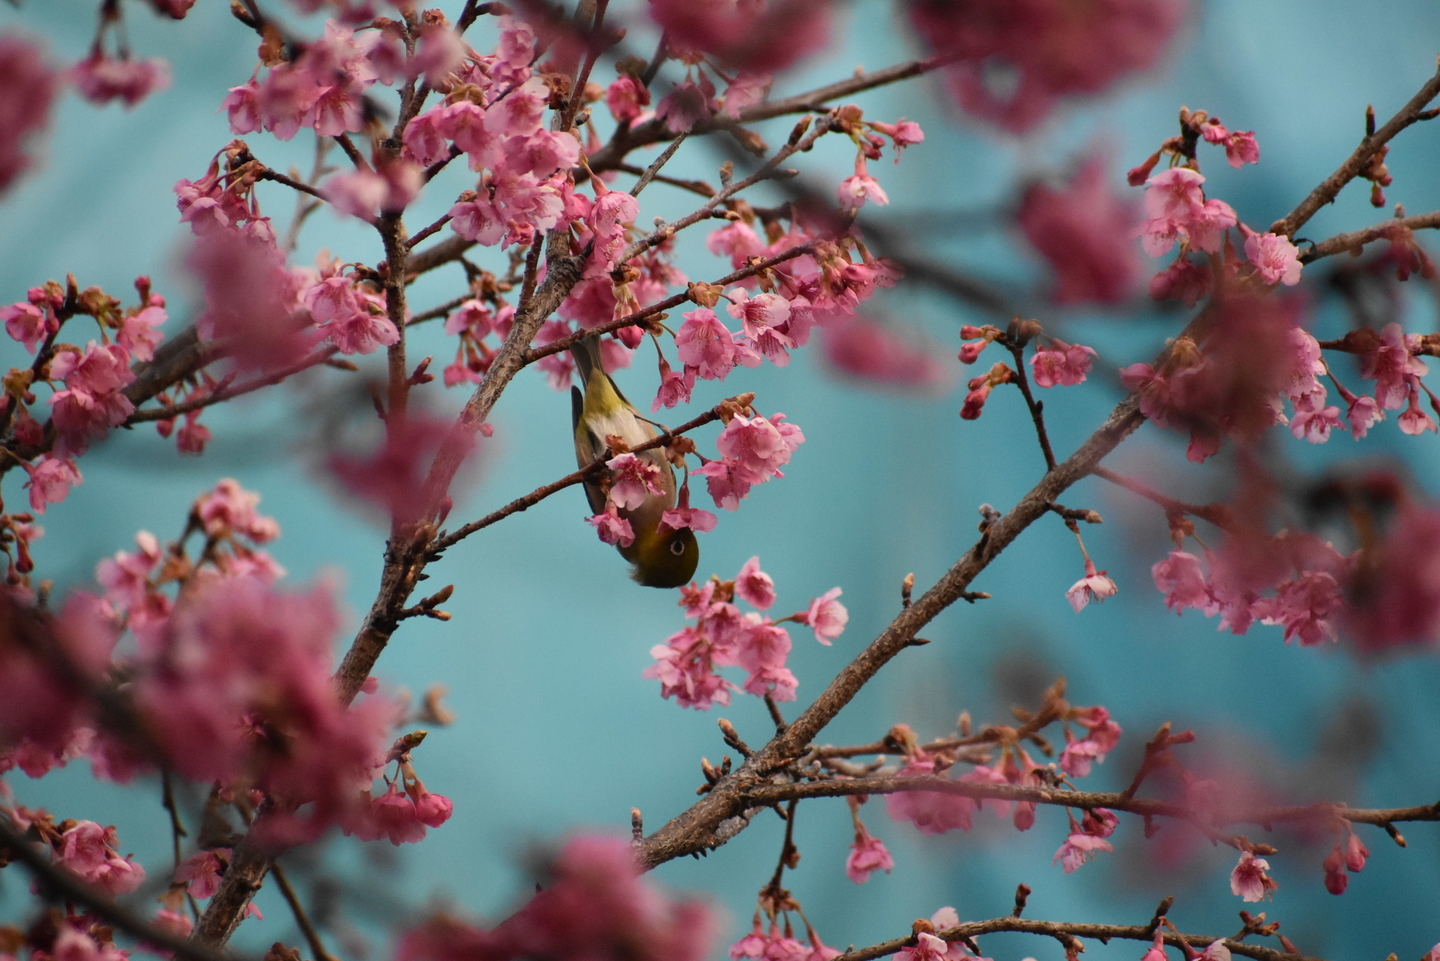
[570,335,699,588]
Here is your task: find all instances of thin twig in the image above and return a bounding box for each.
[271,861,340,961]
[125,348,338,424]
[1299,208,1440,263]
[1271,64,1440,238]
[629,129,690,198]
[1007,343,1057,472]
[1092,466,1235,532]
[431,400,735,552]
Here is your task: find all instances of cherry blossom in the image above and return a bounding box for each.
[1229,851,1277,902]
[1017,158,1141,304]
[70,51,171,107]
[1067,559,1118,612]
[0,35,59,193]
[1243,231,1303,286]
[846,822,894,883]
[1031,341,1096,388]
[1053,831,1113,873]
[799,587,848,644]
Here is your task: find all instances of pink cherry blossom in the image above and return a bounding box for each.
[55,820,146,895]
[2,300,53,351]
[659,506,717,533]
[587,506,636,548]
[1243,231,1303,286]
[1229,851,1277,902]
[907,0,1183,132]
[195,478,280,543]
[25,455,82,513]
[845,822,894,883]
[0,35,60,193]
[1358,323,1428,411]
[1223,130,1260,167]
[1018,158,1141,304]
[1152,551,1210,614]
[885,755,976,834]
[606,75,651,124]
[837,158,890,210]
[70,52,171,107]
[605,452,666,511]
[820,313,949,389]
[645,626,733,710]
[48,342,137,455]
[175,848,229,899]
[1066,560,1118,612]
[676,308,739,380]
[735,556,777,609]
[1053,831,1113,873]
[1149,255,1212,305]
[800,587,848,645]
[1031,341,1096,388]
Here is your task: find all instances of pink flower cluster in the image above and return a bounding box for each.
[820,313,950,391]
[896,908,989,961]
[398,836,714,961]
[695,411,805,511]
[1229,850,1278,902]
[906,0,1185,132]
[343,779,454,846]
[0,35,59,193]
[644,558,846,710]
[1017,158,1142,304]
[52,819,147,896]
[730,919,841,961]
[1120,295,1334,462]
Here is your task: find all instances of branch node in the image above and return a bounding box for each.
[718,719,751,757]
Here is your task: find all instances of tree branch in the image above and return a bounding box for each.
[1271,63,1440,239]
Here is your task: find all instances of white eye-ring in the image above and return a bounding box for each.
[670,538,687,555]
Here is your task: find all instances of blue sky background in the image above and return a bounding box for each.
[2,2,1440,959]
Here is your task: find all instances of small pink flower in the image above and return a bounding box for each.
[1223,131,1259,167]
[733,556,777,609]
[413,789,454,828]
[1052,832,1113,873]
[837,158,890,210]
[605,75,651,124]
[605,452,666,512]
[1152,551,1210,614]
[1229,850,1277,902]
[2,300,52,351]
[660,506,718,533]
[175,848,229,899]
[1346,394,1384,437]
[675,308,738,381]
[25,455,82,514]
[845,822,894,883]
[70,52,171,107]
[1030,341,1096,388]
[799,587,848,645]
[1243,231,1303,286]
[1066,560,1118,612]
[56,820,146,895]
[587,506,636,548]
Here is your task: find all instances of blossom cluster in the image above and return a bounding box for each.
[645,557,846,710]
[0,479,450,853]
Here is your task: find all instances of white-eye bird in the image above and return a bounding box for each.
[570,335,699,588]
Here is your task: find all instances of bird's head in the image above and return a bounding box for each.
[629,525,700,588]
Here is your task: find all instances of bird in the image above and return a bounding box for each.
[569,335,699,588]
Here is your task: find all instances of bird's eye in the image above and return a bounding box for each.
[670,539,687,555]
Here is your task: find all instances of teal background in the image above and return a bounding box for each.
[2,2,1440,960]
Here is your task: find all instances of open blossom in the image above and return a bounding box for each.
[25,455,82,513]
[0,35,60,193]
[837,158,890,210]
[587,505,635,548]
[1244,231,1303,286]
[605,452,666,512]
[195,478,279,543]
[799,587,848,644]
[845,822,894,883]
[69,52,171,107]
[675,308,738,380]
[1066,559,1117,612]
[55,821,146,896]
[735,556,776,609]
[1229,851,1277,902]
[1053,831,1114,873]
[1017,158,1141,304]
[1031,341,1096,387]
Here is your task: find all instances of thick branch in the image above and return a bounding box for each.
[636,395,1145,868]
[836,915,1322,961]
[1271,64,1440,239]
[741,774,1440,831]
